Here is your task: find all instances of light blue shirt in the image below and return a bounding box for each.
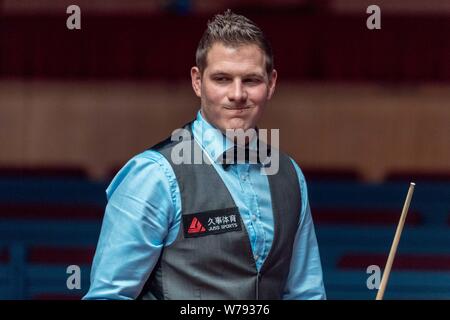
[84,111,326,300]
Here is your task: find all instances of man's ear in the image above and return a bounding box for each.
[267,69,277,100]
[191,67,202,98]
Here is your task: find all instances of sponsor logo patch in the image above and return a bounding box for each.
[183,207,242,238]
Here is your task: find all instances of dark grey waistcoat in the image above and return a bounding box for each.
[138,122,301,300]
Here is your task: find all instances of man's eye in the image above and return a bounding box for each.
[214,77,229,82]
[244,78,262,84]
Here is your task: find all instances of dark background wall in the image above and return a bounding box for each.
[0,0,449,300]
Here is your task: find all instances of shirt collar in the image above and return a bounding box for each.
[192,110,269,168]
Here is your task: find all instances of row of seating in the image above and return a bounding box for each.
[0,173,104,299]
[0,171,449,299]
[1,203,445,225]
[2,165,450,182]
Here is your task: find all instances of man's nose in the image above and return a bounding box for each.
[228,80,247,102]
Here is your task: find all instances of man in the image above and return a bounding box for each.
[84,10,325,300]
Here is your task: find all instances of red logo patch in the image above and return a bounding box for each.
[188,217,206,234]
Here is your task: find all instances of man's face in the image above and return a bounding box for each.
[191,42,277,133]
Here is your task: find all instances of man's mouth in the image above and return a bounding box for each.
[223,105,252,110]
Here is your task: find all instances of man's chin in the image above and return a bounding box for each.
[222,120,254,131]
[223,125,251,132]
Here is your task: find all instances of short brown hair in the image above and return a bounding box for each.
[195,9,274,76]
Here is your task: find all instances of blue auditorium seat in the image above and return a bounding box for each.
[0,171,449,299]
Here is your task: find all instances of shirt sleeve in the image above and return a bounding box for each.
[83,150,180,300]
[282,159,327,300]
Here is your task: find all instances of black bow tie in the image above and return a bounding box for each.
[228,145,254,160]
[219,145,266,169]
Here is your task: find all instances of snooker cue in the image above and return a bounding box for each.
[376,182,415,300]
